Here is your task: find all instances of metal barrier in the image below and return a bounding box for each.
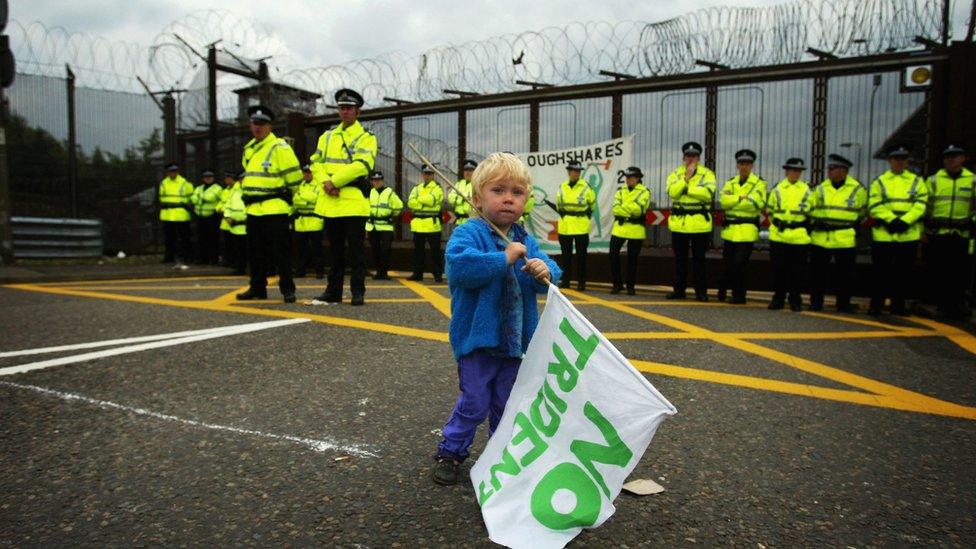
[11,217,104,258]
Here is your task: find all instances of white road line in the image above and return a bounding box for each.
[0,380,378,458]
[0,325,250,358]
[0,318,311,377]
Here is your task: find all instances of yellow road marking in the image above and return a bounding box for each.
[563,288,976,419]
[397,278,452,318]
[604,330,934,340]
[36,275,245,286]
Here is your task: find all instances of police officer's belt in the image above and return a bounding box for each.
[292,211,325,219]
[161,205,191,211]
[614,215,645,224]
[723,216,760,226]
[369,216,393,223]
[771,219,807,230]
[926,218,972,229]
[414,214,441,219]
[558,208,592,218]
[670,206,710,216]
[809,221,858,231]
[242,190,292,205]
[455,214,469,219]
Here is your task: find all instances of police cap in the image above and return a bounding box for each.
[201,169,215,177]
[566,160,584,171]
[420,164,436,174]
[301,164,312,173]
[827,154,853,169]
[887,144,911,158]
[942,144,966,156]
[682,141,703,156]
[164,162,179,172]
[334,88,364,107]
[782,157,806,170]
[623,166,643,179]
[462,159,478,170]
[370,171,385,180]
[735,149,757,163]
[248,105,275,123]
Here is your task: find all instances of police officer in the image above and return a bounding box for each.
[925,144,973,319]
[766,158,812,311]
[556,160,596,290]
[449,159,477,226]
[216,171,246,275]
[666,142,716,301]
[610,166,651,295]
[718,149,766,304]
[235,105,303,303]
[158,162,194,268]
[407,164,444,282]
[521,192,536,225]
[191,169,222,265]
[868,144,928,316]
[367,171,403,280]
[808,154,867,312]
[309,88,378,306]
[292,164,325,279]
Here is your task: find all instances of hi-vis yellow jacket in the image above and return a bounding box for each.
[408,180,444,233]
[367,186,403,232]
[926,168,974,237]
[292,179,324,232]
[310,121,378,218]
[556,179,596,236]
[240,133,303,216]
[808,176,867,249]
[766,178,812,245]
[220,182,247,236]
[449,179,473,225]
[611,183,651,240]
[666,165,716,233]
[869,169,928,243]
[719,172,766,243]
[159,175,194,222]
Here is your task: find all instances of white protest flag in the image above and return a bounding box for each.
[470,285,676,549]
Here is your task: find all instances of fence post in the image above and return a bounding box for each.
[704,85,717,171]
[207,45,218,171]
[395,115,404,241]
[529,100,540,152]
[810,76,829,184]
[611,93,623,139]
[457,107,467,172]
[163,93,177,164]
[66,64,78,218]
[287,112,306,161]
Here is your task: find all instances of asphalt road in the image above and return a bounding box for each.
[1,274,974,547]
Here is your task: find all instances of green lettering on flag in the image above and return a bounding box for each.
[548,343,579,392]
[569,401,633,498]
[489,447,522,491]
[512,412,549,467]
[530,385,562,437]
[530,462,602,530]
[559,317,598,371]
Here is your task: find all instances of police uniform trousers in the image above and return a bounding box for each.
[558,234,589,288]
[412,232,443,279]
[925,234,971,315]
[671,232,709,296]
[324,216,367,299]
[195,215,220,264]
[609,235,641,291]
[870,241,918,312]
[224,232,247,275]
[809,245,857,309]
[294,230,325,277]
[368,230,394,278]
[769,242,808,306]
[719,241,754,301]
[162,221,191,263]
[246,214,295,295]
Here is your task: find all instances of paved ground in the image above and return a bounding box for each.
[1,271,974,547]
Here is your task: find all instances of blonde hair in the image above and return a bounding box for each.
[469,153,532,212]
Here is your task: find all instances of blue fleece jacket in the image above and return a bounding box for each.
[446,218,562,360]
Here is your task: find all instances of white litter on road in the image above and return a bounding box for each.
[0,380,378,458]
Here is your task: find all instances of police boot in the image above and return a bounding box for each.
[282,292,296,304]
[808,297,824,312]
[767,299,785,310]
[351,295,365,306]
[610,286,623,294]
[666,290,686,300]
[695,291,709,302]
[717,288,727,302]
[627,287,636,296]
[236,288,267,300]
[407,273,423,281]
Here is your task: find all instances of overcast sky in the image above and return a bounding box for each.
[14,0,972,69]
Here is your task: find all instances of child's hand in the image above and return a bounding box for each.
[505,242,527,265]
[521,258,550,283]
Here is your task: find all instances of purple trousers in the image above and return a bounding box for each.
[436,350,521,462]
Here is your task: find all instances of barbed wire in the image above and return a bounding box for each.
[9,0,945,119]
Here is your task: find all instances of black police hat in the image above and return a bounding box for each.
[301,164,312,173]
[566,160,584,171]
[782,157,806,170]
[735,149,757,163]
[223,170,236,179]
[827,154,853,169]
[887,144,911,158]
[421,164,436,174]
[462,159,478,170]
[164,162,179,172]
[943,144,966,156]
[370,171,384,180]
[682,142,703,156]
[248,105,275,123]
[201,169,215,177]
[334,88,364,107]
[623,166,643,178]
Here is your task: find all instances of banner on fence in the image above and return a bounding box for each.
[516,136,635,254]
